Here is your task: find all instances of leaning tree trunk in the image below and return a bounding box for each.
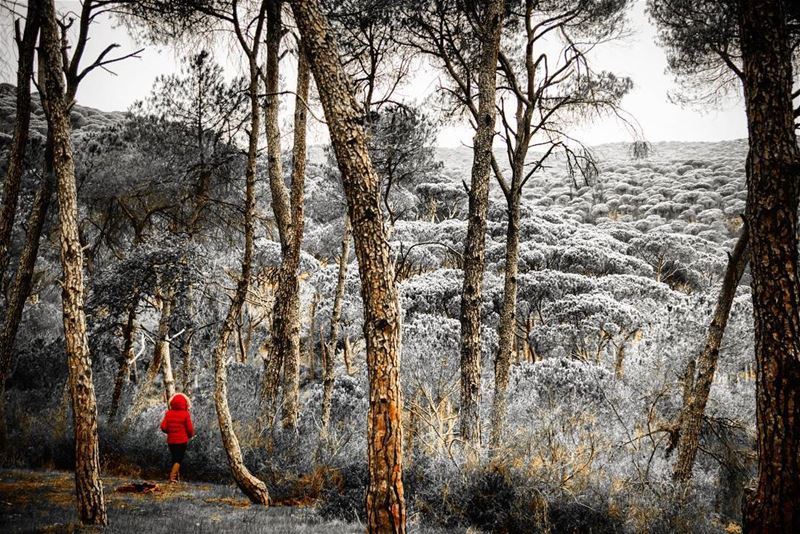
[0,0,40,283]
[289,1,406,531]
[0,168,54,449]
[321,215,351,436]
[490,188,521,448]
[739,0,800,530]
[109,301,138,421]
[39,0,106,523]
[211,43,270,504]
[458,0,506,457]
[124,290,174,425]
[673,227,749,481]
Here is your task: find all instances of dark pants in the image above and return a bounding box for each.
[168,443,187,464]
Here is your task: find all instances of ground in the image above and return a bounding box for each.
[0,469,362,533]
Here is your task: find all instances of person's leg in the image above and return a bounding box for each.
[169,462,180,483]
[168,443,186,483]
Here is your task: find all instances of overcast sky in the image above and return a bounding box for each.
[1,0,748,147]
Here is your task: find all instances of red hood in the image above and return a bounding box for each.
[169,393,189,411]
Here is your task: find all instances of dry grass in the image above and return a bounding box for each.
[0,468,363,533]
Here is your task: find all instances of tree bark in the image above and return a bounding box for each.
[39,0,106,523]
[0,0,41,284]
[260,1,307,431]
[279,44,310,431]
[458,0,506,457]
[322,215,351,436]
[289,1,406,531]
[109,301,138,421]
[180,286,195,395]
[490,188,520,449]
[738,0,800,530]
[673,228,749,481]
[211,17,270,503]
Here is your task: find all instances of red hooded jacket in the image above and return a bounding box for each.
[160,393,195,444]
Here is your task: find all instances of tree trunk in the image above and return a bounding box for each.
[265,0,292,254]
[39,0,106,523]
[0,0,40,284]
[309,292,319,379]
[180,287,195,394]
[181,330,195,394]
[738,0,800,530]
[109,302,138,421]
[343,335,354,375]
[322,215,351,436]
[261,6,308,432]
[124,290,173,424]
[279,44,310,431]
[289,1,406,531]
[490,189,520,449]
[0,169,54,449]
[458,0,506,457]
[159,294,176,402]
[673,228,749,481]
[211,37,270,504]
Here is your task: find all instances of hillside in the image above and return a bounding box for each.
[1,90,755,533]
[0,83,126,145]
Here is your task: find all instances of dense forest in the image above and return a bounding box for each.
[1,0,799,533]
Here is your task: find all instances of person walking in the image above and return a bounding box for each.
[159,392,195,483]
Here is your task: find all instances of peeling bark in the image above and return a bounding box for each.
[39,0,106,523]
[738,0,800,530]
[289,1,406,530]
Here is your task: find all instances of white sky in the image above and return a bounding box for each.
[0,0,748,147]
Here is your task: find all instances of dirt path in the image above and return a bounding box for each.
[0,469,361,533]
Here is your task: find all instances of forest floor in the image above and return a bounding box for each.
[0,469,362,533]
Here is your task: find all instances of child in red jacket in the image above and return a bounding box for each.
[160,393,195,483]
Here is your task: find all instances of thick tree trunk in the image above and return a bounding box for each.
[458,0,506,456]
[673,228,749,481]
[39,0,106,523]
[211,39,270,504]
[0,1,40,283]
[738,0,800,530]
[322,215,351,436]
[109,302,138,421]
[289,2,406,531]
[490,190,520,448]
